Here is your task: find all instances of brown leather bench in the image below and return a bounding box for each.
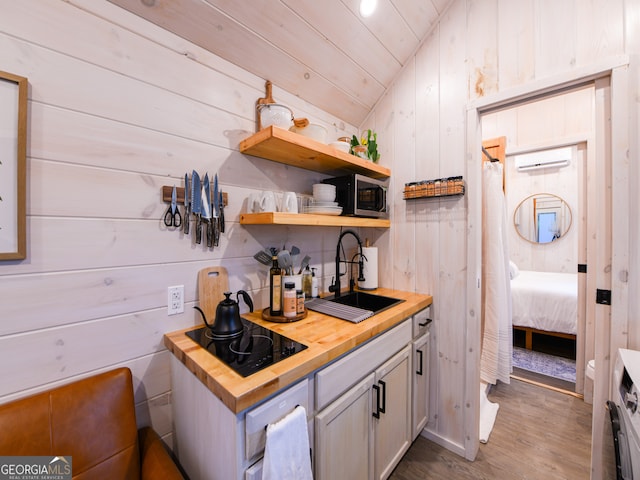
[0,367,184,479]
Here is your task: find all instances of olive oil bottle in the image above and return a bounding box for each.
[269,256,283,316]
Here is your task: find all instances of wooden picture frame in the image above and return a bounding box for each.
[0,70,27,260]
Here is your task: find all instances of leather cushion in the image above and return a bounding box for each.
[0,368,141,479]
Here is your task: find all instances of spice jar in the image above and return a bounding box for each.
[283,282,296,318]
[296,290,305,315]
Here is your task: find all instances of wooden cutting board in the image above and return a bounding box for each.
[197,266,229,322]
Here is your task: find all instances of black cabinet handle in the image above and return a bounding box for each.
[416,349,423,376]
[378,380,386,414]
[419,318,432,327]
[372,384,381,418]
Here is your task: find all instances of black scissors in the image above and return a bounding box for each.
[164,185,182,228]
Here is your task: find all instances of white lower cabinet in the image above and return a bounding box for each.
[315,372,375,480]
[314,337,412,480]
[170,312,430,480]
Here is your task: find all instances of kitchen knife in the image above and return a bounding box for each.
[191,170,202,244]
[183,172,190,234]
[202,173,213,248]
[201,174,210,219]
[213,174,220,247]
[219,189,225,234]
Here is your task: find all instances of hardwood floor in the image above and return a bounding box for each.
[390,379,592,479]
[512,367,576,394]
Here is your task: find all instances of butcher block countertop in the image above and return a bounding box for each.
[164,288,432,414]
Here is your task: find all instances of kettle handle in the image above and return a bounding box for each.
[236,290,254,313]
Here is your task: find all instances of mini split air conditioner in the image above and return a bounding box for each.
[514,147,571,172]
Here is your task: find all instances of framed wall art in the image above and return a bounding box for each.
[0,70,27,260]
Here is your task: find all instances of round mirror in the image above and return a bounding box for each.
[513,193,572,244]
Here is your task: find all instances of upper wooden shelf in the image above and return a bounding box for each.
[239,126,391,179]
[240,212,390,228]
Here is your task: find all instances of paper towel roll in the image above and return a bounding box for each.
[358,246,378,290]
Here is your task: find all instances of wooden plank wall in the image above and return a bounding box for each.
[0,0,358,445]
[361,0,636,461]
[2,0,639,470]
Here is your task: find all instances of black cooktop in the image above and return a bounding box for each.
[185,318,308,377]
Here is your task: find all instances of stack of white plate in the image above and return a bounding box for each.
[306,203,342,215]
[307,184,342,215]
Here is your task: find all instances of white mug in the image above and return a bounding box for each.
[282,192,298,213]
[259,191,277,212]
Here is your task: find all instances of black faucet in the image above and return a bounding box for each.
[328,229,366,297]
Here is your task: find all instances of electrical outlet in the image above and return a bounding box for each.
[167,285,184,315]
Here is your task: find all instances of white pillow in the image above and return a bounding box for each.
[509,260,520,280]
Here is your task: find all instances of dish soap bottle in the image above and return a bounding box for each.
[269,255,282,316]
[302,265,313,298]
[311,267,319,298]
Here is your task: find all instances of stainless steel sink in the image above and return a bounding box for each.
[326,291,404,315]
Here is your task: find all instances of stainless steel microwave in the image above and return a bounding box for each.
[322,174,389,218]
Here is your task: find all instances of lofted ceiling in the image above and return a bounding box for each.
[109,0,454,126]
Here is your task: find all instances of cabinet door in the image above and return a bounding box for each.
[315,373,375,480]
[412,331,430,440]
[374,346,411,480]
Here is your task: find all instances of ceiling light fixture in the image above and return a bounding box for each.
[359,0,377,18]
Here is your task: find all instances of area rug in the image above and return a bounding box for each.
[512,346,576,382]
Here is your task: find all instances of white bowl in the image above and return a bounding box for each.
[314,192,335,202]
[312,184,336,196]
[289,123,328,143]
[258,104,293,129]
[312,189,336,195]
[329,141,350,153]
[313,183,336,202]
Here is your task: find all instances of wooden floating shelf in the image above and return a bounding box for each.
[162,185,227,205]
[239,126,390,179]
[240,212,390,228]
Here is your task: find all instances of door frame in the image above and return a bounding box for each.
[464,56,630,477]
[490,138,589,397]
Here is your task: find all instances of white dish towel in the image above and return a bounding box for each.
[262,405,313,480]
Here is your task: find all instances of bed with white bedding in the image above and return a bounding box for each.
[510,269,578,348]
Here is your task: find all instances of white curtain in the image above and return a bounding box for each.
[480,161,512,385]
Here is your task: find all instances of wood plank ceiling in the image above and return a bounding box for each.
[108,0,454,126]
